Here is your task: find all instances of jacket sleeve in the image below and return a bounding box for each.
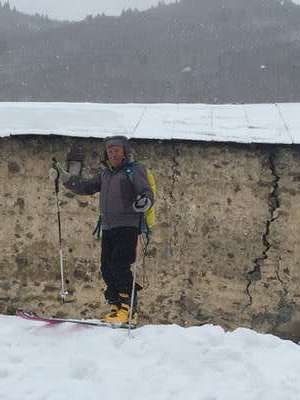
[131,164,155,206]
[64,173,102,195]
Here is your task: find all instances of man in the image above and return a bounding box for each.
[49,136,154,325]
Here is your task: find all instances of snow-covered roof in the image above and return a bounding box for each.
[0,102,300,144]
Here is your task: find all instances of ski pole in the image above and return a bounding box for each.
[128,215,143,336]
[52,158,68,302]
[128,247,138,337]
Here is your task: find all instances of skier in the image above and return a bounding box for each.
[49,136,154,325]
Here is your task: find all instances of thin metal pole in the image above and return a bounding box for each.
[128,258,137,337]
[59,248,67,300]
[128,222,142,337]
[53,160,68,302]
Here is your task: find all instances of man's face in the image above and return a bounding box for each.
[107,145,125,168]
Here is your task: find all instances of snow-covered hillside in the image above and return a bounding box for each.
[1,314,300,400]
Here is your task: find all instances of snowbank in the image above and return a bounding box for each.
[1,314,300,400]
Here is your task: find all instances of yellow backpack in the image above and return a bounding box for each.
[145,169,157,232]
[125,162,157,235]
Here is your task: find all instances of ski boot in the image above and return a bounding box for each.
[119,293,138,326]
[104,293,138,326]
[102,304,120,322]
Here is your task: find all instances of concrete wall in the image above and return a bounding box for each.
[1,135,300,340]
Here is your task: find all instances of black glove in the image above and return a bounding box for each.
[133,194,152,213]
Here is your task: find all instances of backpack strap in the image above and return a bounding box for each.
[123,161,137,186]
[93,214,102,240]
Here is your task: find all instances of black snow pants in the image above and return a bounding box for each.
[100,227,139,306]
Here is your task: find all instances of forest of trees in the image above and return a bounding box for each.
[1,0,300,103]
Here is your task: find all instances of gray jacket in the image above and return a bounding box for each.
[64,160,154,230]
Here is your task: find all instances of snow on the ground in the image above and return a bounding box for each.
[1,314,300,400]
[1,102,300,144]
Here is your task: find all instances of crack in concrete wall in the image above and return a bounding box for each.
[245,150,280,307]
[275,256,285,287]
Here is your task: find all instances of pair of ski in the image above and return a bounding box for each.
[16,310,136,330]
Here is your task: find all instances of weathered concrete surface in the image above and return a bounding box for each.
[1,136,300,339]
[248,147,300,341]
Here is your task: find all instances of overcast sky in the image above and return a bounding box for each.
[9,0,176,20]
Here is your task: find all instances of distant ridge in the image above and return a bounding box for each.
[1,0,300,103]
